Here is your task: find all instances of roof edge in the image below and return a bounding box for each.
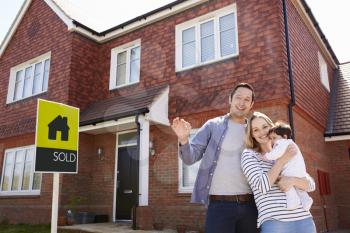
[0,0,32,58]
[300,0,339,65]
[67,0,209,43]
[79,108,149,126]
[325,131,350,137]
[0,0,74,58]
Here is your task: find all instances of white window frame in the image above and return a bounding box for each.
[318,52,330,92]
[175,4,238,72]
[6,52,51,104]
[109,39,141,90]
[0,145,42,196]
[178,129,200,193]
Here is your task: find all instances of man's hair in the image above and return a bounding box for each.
[230,83,255,102]
[268,121,292,139]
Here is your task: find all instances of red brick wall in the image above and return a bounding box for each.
[97,0,289,119]
[67,34,105,111]
[0,0,73,139]
[287,0,334,128]
[328,140,350,229]
[0,133,53,224]
[60,133,116,219]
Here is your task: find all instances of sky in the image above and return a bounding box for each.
[0,0,349,63]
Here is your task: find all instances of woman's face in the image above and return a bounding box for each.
[251,117,272,145]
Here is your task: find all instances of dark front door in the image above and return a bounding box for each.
[116,146,138,220]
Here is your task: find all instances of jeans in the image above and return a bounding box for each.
[260,217,316,233]
[205,200,258,233]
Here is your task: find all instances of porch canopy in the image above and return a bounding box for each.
[79,84,169,134]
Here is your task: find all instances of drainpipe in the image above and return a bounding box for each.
[133,114,141,230]
[282,0,296,140]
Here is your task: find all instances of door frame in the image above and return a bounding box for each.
[113,129,137,222]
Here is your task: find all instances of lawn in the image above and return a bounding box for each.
[0,224,75,233]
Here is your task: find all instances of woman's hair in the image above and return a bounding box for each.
[245,111,274,152]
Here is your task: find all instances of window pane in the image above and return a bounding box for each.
[183,27,195,43]
[42,59,50,91]
[131,46,140,60]
[130,60,140,83]
[182,27,196,68]
[23,67,33,98]
[116,64,126,86]
[22,162,32,190]
[180,131,200,188]
[2,165,12,191]
[26,148,34,162]
[220,13,236,57]
[14,70,24,101]
[117,51,127,65]
[23,148,34,190]
[201,20,214,37]
[33,62,42,94]
[219,13,235,31]
[183,162,200,187]
[11,150,25,191]
[116,52,127,86]
[2,152,15,191]
[32,173,42,190]
[200,21,215,62]
[130,47,140,83]
[118,132,137,146]
[5,151,15,165]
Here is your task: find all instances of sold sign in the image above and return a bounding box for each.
[35,99,79,173]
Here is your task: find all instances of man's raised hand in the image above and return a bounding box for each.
[171,117,192,145]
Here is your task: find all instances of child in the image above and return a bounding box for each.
[263,121,313,210]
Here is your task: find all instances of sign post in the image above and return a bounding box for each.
[35,99,79,233]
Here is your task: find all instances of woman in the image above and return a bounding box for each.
[241,111,316,233]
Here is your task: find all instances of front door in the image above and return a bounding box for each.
[116,145,138,220]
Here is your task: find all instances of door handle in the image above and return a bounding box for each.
[123,189,133,194]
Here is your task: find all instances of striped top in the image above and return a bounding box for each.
[241,148,315,227]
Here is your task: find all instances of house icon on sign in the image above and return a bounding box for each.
[48,115,70,141]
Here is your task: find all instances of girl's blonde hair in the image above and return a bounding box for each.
[245,111,274,152]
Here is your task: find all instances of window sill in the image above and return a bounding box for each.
[0,192,41,198]
[176,53,238,73]
[109,81,140,92]
[6,91,48,106]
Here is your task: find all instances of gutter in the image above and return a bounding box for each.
[79,108,149,126]
[133,114,141,230]
[282,0,296,140]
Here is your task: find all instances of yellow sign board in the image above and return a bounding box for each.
[35,99,79,173]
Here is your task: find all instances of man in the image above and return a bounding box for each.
[172,83,258,233]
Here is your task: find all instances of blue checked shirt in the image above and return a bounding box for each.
[179,114,239,205]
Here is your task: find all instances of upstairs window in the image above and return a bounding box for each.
[110,40,141,89]
[0,146,42,196]
[176,4,238,71]
[318,52,330,91]
[7,52,51,103]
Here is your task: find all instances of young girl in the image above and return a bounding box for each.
[262,121,313,210]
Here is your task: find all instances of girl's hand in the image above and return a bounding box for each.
[276,144,297,165]
[278,176,295,192]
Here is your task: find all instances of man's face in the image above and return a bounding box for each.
[229,87,254,119]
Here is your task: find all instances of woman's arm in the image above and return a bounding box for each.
[241,150,271,194]
[267,145,297,185]
[278,173,316,192]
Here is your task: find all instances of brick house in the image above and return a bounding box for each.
[0,0,349,232]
